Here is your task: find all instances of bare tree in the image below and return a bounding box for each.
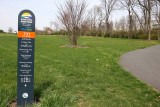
[53,21,60,31]
[8,27,13,34]
[132,14,139,33]
[115,21,120,31]
[86,5,104,36]
[43,27,53,35]
[101,0,118,36]
[57,0,87,45]
[81,20,90,36]
[35,28,44,35]
[86,11,94,31]
[96,6,105,36]
[115,16,127,31]
[153,0,160,40]
[49,21,54,29]
[120,0,135,38]
[137,0,154,40]
[87,7,97,33]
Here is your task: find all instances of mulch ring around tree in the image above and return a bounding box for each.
[60,44,89,48]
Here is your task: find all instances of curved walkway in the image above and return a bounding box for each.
[120,45,160,91]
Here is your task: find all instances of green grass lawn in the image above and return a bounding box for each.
[0,34,160,107]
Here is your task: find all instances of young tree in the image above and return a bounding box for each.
[153,0,160,40]
[120,0,135,38]
[49,21,54,30]
[137,0,154,40]
[86,6,104,36]
[53,21,60,31]
[101,0,118,36]
[119,16,127,31]
[43,27,53,35]
[87,7,97,35]
[57,0,87,45]
[8,27,13,34]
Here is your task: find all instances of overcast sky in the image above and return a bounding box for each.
[0,0,127,32]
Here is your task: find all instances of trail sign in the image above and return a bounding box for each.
[17,10,35,106]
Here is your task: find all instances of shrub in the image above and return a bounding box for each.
[0,30,4,33]
[137,34,158,40]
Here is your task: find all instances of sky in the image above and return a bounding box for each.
[0,0,127,32]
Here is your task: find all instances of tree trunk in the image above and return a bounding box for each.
[128,9,132,39]
[148,0,151,40]
[148,10,151,40]
[158,23,160,40]
[105,18,108,37]
[71,35,77,45]
[148,25,151,40]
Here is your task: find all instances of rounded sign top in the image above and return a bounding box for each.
[18,10,35,38]
[18,10,35,32]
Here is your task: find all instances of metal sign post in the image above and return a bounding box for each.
[17,10,35,106]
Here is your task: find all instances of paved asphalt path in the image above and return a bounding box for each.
[120,45,160,91]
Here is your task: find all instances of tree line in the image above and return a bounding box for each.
[38,0,160,45]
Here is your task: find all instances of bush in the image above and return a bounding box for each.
[103,33,110,38]
[0,30,4,33]
[151,34,158,40]
[97,32,103,37]
[137,34,148,39]
[132,35,139,39]
[137,34,158,40]
[113,31,128,38]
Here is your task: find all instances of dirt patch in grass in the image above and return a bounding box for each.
[8,98,40,107]
[8,99,16,107]
[60,45,89,48]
